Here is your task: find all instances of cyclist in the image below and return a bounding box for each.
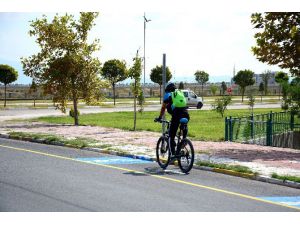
[155,82,190,155]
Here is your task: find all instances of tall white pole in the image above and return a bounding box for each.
[143,13,151,96]
[144,13,146,88]
[162,54,166,98]
[162,53,166,134]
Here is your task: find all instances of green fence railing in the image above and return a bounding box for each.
[225,111,300,148]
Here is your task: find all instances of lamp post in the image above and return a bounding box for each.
[143,12,151,93]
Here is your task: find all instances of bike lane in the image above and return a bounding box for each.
[1,137,300,212]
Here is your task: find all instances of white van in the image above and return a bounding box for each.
[181,90,203,109]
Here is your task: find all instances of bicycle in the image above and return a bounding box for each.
[154,118,195,173]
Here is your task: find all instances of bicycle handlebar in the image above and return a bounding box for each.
[154,119,170,124]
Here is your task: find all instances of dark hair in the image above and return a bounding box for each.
[165,82,176,92]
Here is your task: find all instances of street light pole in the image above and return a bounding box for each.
[143,12,151,94]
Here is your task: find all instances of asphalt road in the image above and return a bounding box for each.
[1,137,299,212]
[0,103,281,122]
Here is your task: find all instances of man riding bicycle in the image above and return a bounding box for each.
[155,82,190,155]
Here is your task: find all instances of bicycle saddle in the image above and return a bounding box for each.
[180,118,189,124]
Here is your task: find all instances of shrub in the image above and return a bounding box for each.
[211,95,232,118]
[69,108,80,118]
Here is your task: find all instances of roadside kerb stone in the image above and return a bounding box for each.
[35,139,45,144]
[50,141,65,146]
[1,132,300,189]
[212,167,256,179]
[0,133,9,139]
[193,165,256,179]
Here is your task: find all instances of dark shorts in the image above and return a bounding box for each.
[169,107,189,137]
[168,107,189,153]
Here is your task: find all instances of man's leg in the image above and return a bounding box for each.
[181,110,190,138]
[169,117,180,155]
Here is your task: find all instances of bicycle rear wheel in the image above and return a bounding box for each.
[156,136,171,169]
[177,138,194,173]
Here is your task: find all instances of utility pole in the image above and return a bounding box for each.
[162,54,166,97]
[162,53,166,134]
[143,13,151,95]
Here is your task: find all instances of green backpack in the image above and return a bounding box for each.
[171,89,187,108]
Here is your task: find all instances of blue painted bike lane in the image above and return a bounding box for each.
[76,156,154,165]
[258,196,300,209]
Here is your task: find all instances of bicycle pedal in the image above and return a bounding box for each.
[169,158,178,165]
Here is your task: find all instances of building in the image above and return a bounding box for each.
[0,79,282,101]
[253,72,276,85]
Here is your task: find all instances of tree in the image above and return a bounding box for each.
[233,69,255,102]
[149,65,172,104]
[21,13,106,126]
[275,71,289,84]
[194,70,209,96]
[259,82,264,102]
[260,70,272,96]
[178,81,184,90]
[251,13,300,77]
[128,50,142,131]
[101,59,128,106]
[0,64,18,107]
[282,77,300,113]
[221,81,227,95]
[210,84,218,96]
[247,89,256,114]
[275,71,289,99]
[28,79,38,107]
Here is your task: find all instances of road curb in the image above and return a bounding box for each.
[193,165,256,179]
[193,165,300,189]
[212,167,256,179]
[1,132,300,189]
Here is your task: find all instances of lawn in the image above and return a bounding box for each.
[35,108,281,141]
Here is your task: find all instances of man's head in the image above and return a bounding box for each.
[165,82,176,93]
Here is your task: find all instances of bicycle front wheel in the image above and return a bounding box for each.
[177,138,194,173]
[156,136,171,169]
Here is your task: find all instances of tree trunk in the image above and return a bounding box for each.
[34,96,36,107]
[279,85,281,100]
[4,84,7,107]
[113,83,116,106]
[241,88,244,102]
[159,85,162,104]
[72,91,79,126]
[133,81,137,131]
[264,83,268,96]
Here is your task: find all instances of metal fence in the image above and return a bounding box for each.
[225,111,300,149]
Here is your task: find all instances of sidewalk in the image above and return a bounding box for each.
[1,121,300,179]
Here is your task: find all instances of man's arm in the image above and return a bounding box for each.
[159,103,167,119]
[156,92,170,120]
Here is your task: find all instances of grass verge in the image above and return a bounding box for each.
[7,131,108,149]
[271,173,300,183]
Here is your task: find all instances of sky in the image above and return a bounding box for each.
[0,0,298,85]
